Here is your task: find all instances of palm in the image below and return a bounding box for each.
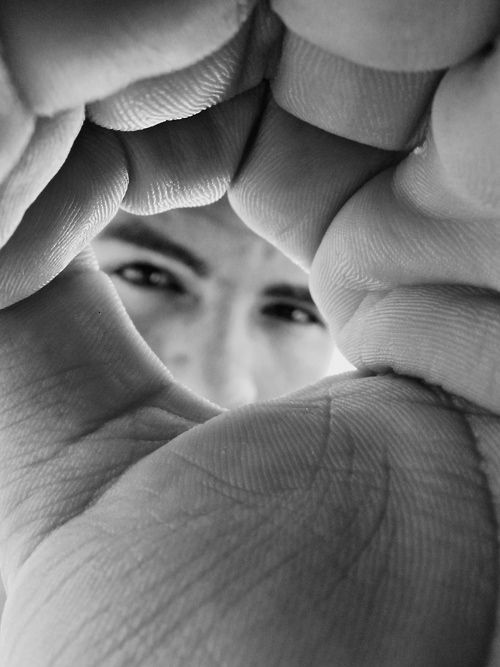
[0,1,500,665]
[0,263,497,666]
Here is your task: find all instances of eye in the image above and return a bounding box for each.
[262,302,325,327]
[114,262,186,295]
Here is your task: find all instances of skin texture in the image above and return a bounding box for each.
[0,2,499,666]
[92,198,334,408]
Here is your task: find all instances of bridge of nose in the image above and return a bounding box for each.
[199,292,259,407]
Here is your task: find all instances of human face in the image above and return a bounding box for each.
[93,197,334,408]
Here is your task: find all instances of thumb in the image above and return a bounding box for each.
[0,247,219,583]
[0,0,257,115]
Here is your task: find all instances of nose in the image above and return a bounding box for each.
[203,359,258,408]
[157,311,259,409]
[200,323,258,408]
[194,299,259,408]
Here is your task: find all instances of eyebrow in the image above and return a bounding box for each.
[101,217,210,277]
[263,284,317,307]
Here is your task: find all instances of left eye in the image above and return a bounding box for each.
[262,302,323,326]
[114,262,185,294]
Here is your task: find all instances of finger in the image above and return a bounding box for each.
[0,108,83,249]
[308,44,500,412]
[88,3,282,129]
[1,375,497,665]
[308,147,500,299]
[473,410,500,666]
[0,57,34,182]
[271,0,499,71]
[0,248,219,581]
[0,121,128,308]
[432,37,500,209]
[0,0,257,115]
[313,283,500,413]
[0,85,264,308]
[228,98,399,269]
[272,31,442,150]
[120,84,265,214]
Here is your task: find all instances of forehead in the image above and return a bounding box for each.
[119,198,309,287]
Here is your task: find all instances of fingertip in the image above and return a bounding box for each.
[271,0,499,71]
[431,40,500,211]
[0,0,259,114]
[121,84,266,214]
[0,107,84,255]
[65,246,100,273]
[229,98,398,268]
[88,4,282,130]
[333,285,500,415]
[0,56,35,182]
[0,121,127,308]
[272,31,441,150]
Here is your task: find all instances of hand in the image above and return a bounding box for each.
[0,2,499,665]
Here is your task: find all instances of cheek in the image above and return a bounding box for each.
[135,315,203,377]
[110,280,192,352]
[110,279,153,318]
[258,331,334,395]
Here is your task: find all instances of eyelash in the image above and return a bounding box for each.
[262,302,324,327]
[113,262,324,327]
[114,262,186,295]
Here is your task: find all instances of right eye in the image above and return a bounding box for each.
[114,262,186,295]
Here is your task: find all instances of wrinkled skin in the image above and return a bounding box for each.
[0,1,500,665]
